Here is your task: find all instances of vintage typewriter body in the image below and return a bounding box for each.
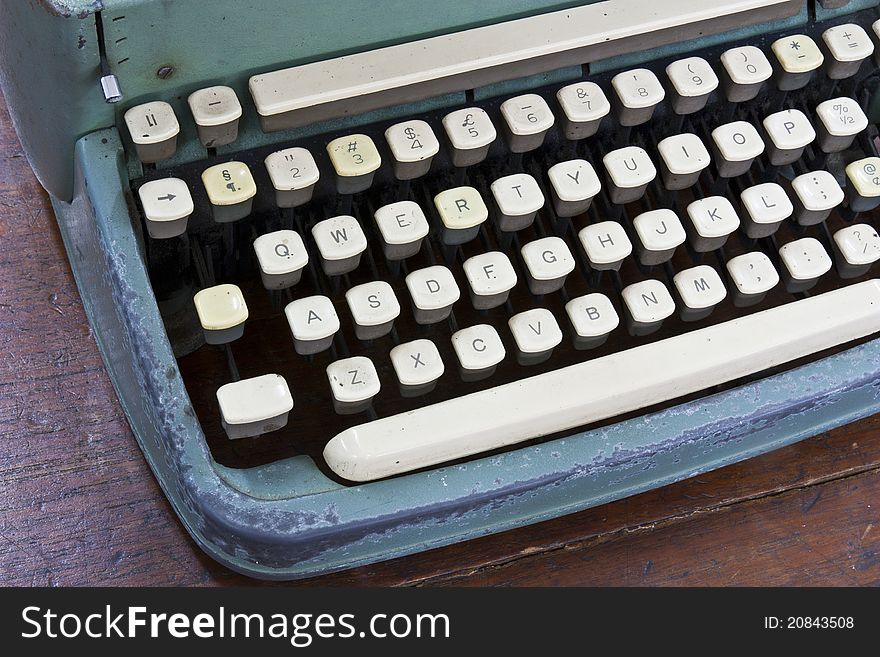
[4,0,880,579]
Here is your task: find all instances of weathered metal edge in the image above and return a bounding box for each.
[52,128,880,580]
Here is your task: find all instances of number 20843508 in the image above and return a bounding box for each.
[764,616,854,629]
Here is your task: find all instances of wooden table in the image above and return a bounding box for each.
[1,91,879,587]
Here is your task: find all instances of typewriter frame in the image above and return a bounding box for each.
[51,126,880,579]
[6,0,880,579]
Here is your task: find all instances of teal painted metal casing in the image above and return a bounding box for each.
[52,128,880,578]
[0,0,596,201]
[4,0,880,578]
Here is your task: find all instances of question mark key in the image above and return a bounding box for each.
[833,223,880,272]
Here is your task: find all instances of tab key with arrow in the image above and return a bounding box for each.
[137,178,194,239]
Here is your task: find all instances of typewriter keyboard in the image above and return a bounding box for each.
[132,19,880,482]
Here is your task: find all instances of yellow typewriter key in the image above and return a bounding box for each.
[434,186,488,246]
[200,161,257,222]
[193,283,249,344]
[771,34,823,91]
[845,157,880,213]
[326,134,381,194]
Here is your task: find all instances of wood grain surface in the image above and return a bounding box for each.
[1,89,879,587]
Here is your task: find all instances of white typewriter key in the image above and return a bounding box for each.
[602,146,656,204]
[509,308,563,366]
[719,45,773,102]
[193,283,248,344]
[578,221,632,271]
[442,107,496,167]
[284,295,340,355]
[725,252,779,307]
[451,324,505,382]
[791,170,844,225]
[324,280,880,481]
[201,161,257,223]
[874,19,880,65]
[565,292,619,350]
[762,109,815,166]
[326,356,381,415]
[815,97,868,153]
[710,121,764,178]
[385,119,440,180]
[264,147,320,208]
[822,24,873,79]
[632,209,686,266]
[390,339,444,397]
[434,186,488,245]
[520,236,575,295]
[187,85,242,148]
[405,265,460,324]
[779,237,832,293]
[500,94,555,153]
[123,101,179,163]
[672,265,727,322]
[463,252,517,310]
[374,201,429,260]
[216,374,293,440]
[621,279,675,336]
[312,215,368,275]
[490,173,545,232]
[345,281,401,341]
[546,159,601,217]
[610,68,665,126]
[656,133,710,190]
[771,34,824,90]
[685,196,740,252]
[833,224,880,278]
[253,230,309,290]
[845,157,880,212]
[665,57,718,114]
[739,182,793,239]
[137,178,194,239]
[326,134,381,194]
[556,82,610,140]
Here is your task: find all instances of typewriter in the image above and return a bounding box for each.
[4,0,880,580]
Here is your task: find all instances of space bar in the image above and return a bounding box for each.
[324,280,880,482]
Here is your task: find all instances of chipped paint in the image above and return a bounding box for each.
[33,0,104,19]
[54,129,880,580]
